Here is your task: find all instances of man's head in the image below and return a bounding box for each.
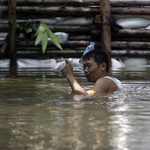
[83,50,109,72]
[82,50,109,83]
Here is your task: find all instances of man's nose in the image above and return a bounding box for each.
[84,66,88,73]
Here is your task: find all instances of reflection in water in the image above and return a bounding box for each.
[0,68,150,149]
[110,104,130,150]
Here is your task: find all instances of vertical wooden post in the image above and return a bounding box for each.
[100,0,111,72]
[8,0,17,76]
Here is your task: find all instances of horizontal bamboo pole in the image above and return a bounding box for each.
[0,50,148,59]
[2,0,150,7]
[16,6,98,17]
[17,40,150,49]
[1,47,149,58]
[17,7,150,17]
[112,38,150,42]
[111,41,150,49]
[0,6,97,18]
[116,29,150,37]
[1,6,150,18]
[110,1,150,7]
[91,29,150,38]
[0,27,149,42]
[16,50,83,58]
[15,50,150,59]
[16,6,150,16]
[0,24,98,34]
[68,36,91,41]
[111,50,150,57]
[0,24,8,32]
[17,41,97,47]
[16,0,98,6]
[42,25,98,34]
[111,7,150,15]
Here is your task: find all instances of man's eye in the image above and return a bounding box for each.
[84,64,91,69]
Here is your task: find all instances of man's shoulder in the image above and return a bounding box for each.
[96,77,115,85]
[94,76,118,92]
[94,77,112,92]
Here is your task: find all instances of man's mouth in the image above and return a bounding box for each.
[85,74,90,78]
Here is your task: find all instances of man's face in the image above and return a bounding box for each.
[83,58,103,83]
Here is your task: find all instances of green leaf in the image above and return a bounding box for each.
[34,22,63,53]
[35,23,46,46]
[42,32,48,53]
[26,27,32,33]
[47,27,63,50]
[34,23,45,37]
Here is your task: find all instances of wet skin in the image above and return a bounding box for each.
[83,58,107,83]
[62,58,118,96]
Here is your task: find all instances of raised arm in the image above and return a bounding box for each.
[61,60,87,95]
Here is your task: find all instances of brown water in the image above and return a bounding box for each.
[0,67,150,150]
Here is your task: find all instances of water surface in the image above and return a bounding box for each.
[0,67,150,150]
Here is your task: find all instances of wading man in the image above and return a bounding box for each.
[61,50,123,96]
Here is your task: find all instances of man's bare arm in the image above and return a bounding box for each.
[62,60,87,96]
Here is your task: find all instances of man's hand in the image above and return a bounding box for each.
[61,59,87,96]
[61,59,73,78]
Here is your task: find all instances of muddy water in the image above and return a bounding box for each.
[0,67,150,150]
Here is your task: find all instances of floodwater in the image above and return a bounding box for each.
[0,67,150,150]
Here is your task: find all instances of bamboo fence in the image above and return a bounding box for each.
[0,0,150,60]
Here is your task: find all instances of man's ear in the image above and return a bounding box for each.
[101,62,107,71]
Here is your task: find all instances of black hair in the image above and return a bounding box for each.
[82,50,109,72]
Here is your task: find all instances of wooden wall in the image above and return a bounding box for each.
[1,0,150,59]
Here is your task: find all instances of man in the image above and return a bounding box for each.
[61,50,123,96]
